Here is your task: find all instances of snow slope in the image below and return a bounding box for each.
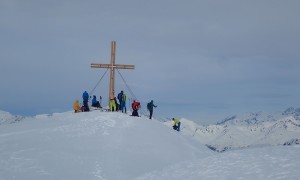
[0,110,211,180]
[0,110,300,180]
[136,145,300,180]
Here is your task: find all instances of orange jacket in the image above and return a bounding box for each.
[73,100,80,111]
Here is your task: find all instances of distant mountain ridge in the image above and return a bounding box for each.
[174,107,300,152]
[216,107,300,126]
[0,110,24,125]
[282,107,300,117]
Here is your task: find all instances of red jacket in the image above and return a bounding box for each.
[132,101,140,110]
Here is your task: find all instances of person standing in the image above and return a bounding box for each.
[109,98,116,111]
[82,91,90,112]
[121,92,127,113]
[114,97,119,111]
[147,100,157,119]
[172,118,181,131]
[117,91,123,109]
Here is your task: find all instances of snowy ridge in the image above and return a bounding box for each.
[0,110,211,180]
[172,107,300,152]
[282,107,300,117]
[0,110,24,125]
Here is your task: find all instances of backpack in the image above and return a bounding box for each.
[122,93,126,102]
[147,102,151,111]
[118,93,122,101]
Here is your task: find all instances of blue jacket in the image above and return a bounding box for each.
[82,91,89,101]
[117,92,123,102]
[92,96,97,104]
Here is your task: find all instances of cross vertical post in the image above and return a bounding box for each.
[109,41,116,100]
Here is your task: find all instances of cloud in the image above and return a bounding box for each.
[0,0,300,121]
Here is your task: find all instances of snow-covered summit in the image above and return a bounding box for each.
[0,110,211,180]
[0,109,300,179]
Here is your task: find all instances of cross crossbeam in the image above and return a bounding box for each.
[91,64,134,69]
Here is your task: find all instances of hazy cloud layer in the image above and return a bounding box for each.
[1,0,300,123]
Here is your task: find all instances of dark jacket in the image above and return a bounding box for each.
[147,100,157,111]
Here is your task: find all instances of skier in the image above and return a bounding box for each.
[131,100,140,117]
[109,98,116,111]
[172,118,181,131]
[82,91,90,112]
[121,92,127,113]
[73,100,80,113]
[117,91,123,110]
[92,95,101,108]
[114,97,119,111]
[147,100,157,119]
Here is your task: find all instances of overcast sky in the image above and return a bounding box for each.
[1,0,300,124]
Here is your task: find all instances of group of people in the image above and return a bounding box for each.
[73,91,102,113]
[73,90,180,131]
[109,90,127,113]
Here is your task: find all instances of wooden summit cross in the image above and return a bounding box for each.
[91,41,135,101]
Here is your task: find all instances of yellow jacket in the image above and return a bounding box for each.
[73,100,80,112]
[173,118,180,126]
